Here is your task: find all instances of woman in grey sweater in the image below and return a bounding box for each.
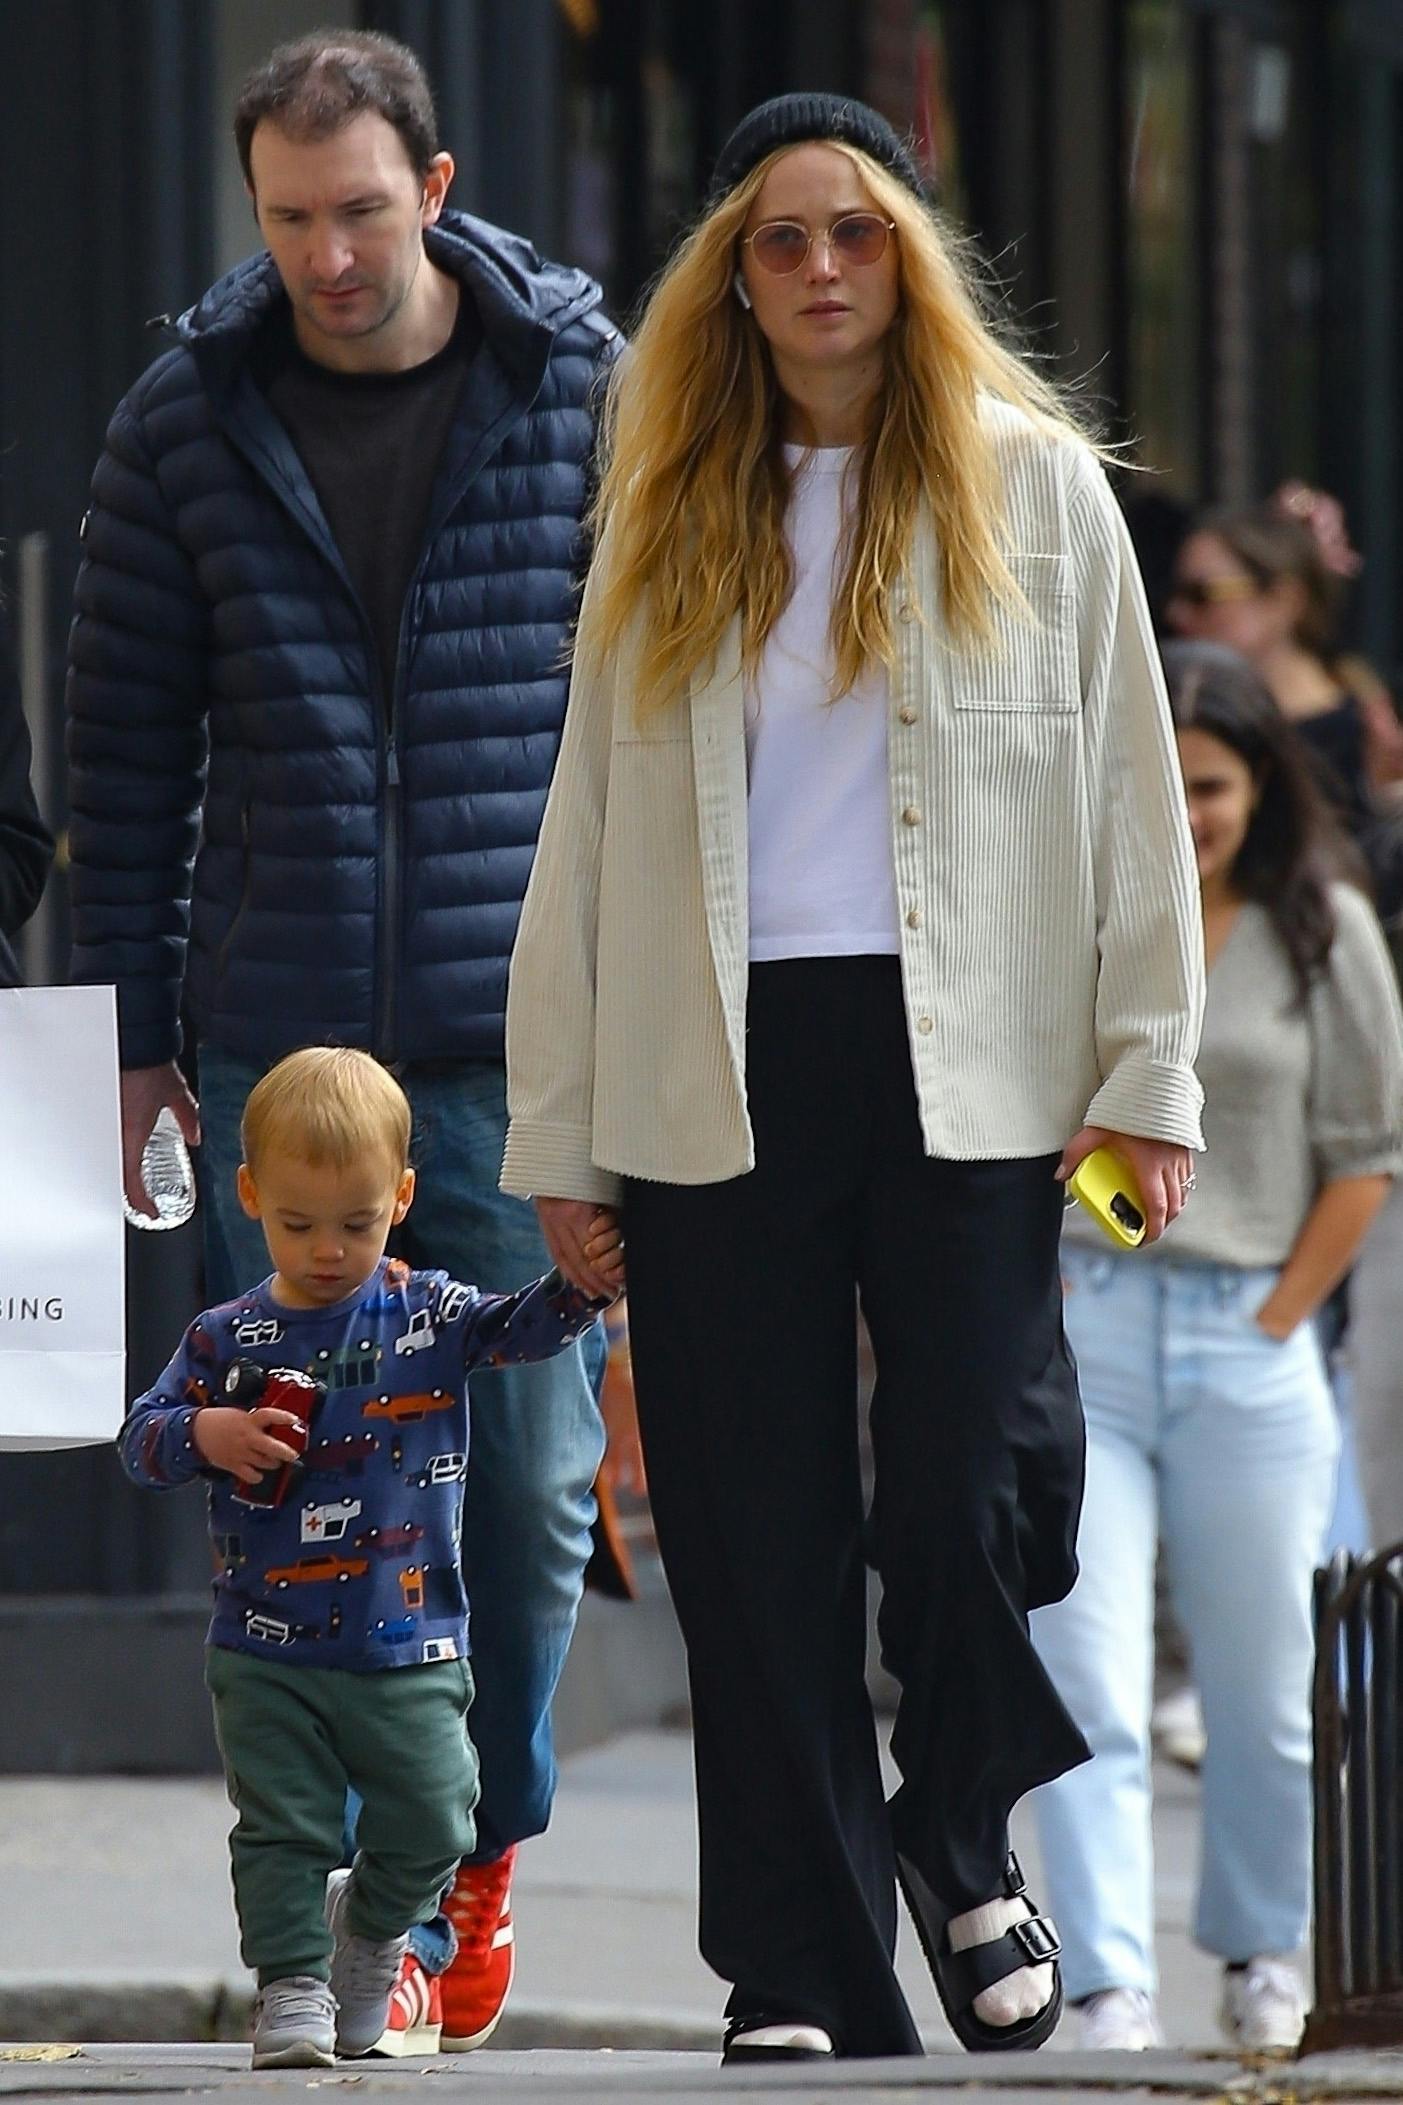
[1032,640,1403,2055]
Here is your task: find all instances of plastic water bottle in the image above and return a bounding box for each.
[124,1107,197,1231]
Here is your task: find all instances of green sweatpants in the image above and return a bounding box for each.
[205,1646,479,1986]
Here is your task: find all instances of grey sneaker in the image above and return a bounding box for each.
[325,1867,410,2057]
[251,1976,337,2068]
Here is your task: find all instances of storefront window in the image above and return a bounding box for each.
[912,5,965,218]
[867,0,966,220]
[1240,27,1323,493]
[561,1,617,293]
[1123,0,1201,494]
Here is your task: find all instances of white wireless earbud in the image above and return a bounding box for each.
[733,271,753,312]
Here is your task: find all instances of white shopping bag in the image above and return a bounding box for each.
[0,984,125,1448]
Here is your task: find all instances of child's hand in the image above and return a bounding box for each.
[582,1208,625,1294]
[192,1405,303,1485]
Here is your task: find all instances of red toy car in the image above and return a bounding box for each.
[223,1359,327,1508]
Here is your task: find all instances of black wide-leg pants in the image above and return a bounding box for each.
[624,958,1091,2058]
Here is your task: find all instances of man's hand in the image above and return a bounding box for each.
[536,1197,624,1300]
[121,1062,200,1219]
[1057,1125,1193,1245]
[191,1405,302,1485]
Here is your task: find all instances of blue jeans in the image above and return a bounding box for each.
[1030,1246,1338,2000]
[197,1047,606,1971]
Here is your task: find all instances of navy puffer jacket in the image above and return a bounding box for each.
[67,211,617,1069]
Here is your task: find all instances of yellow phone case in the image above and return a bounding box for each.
[1067,1146,1147,1249]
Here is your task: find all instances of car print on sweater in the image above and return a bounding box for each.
[118,1256,606,1670]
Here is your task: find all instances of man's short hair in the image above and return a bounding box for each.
[234,30,438,188]
[242,1048,413,1176]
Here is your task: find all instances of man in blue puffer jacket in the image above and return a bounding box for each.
[66,29,619,2053]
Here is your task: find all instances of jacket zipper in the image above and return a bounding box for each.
[376,729,401,1058]
[213,799,253,994]
[375,554,435,1060]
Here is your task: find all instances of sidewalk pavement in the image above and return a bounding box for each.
[7,2041,1403,2105]
[0,1723,1281,2057]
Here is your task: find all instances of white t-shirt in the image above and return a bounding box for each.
[744,445,900,961]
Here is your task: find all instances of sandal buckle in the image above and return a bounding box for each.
[1011,1913,1061,1966]
[1003,1850,1028,1898]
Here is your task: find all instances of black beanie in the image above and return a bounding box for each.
[709,93,925,205]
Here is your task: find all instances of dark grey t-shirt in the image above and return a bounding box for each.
[251,291,481,716]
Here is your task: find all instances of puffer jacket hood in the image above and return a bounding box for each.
[175,210,601,380]
[67,210,618,1070]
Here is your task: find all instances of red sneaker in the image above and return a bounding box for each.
[439,1846,517,2050]
[368,1952,443,2057]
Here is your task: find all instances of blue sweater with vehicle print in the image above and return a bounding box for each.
[118,1257,603,1671]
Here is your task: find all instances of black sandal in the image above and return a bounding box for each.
[896,1849,1063,2053]
[721,2013,837,2063]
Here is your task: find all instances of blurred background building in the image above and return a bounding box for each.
[1,0,1400,1767]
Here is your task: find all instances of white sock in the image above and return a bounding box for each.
[948,1896,1053,2028]
[729,2021,834,2054]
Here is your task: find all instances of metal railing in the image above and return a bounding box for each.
[1305,1543,1403,2052]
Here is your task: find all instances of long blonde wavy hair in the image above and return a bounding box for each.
[585,143,1107,717]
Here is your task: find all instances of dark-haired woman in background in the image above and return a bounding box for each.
[1167,497,1403,1563]
[0,607,52,986]
[1166,500,1403,833]
[1031,640,1403,2055]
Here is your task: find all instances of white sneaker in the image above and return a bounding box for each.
[1151,1684,1207,1771]
[1219,1957,1306,2053]
[1077,1988,1164,2050]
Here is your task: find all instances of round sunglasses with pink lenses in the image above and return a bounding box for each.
[744,213,896,276]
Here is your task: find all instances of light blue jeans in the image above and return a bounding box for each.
[196,1047,606,1971]
[1030,1246,1338,2001]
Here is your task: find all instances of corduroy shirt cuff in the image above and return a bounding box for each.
[500,1119,624,1208]
[1085,1060,1207,1154]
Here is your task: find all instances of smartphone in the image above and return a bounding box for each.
[1067,1146,1147,1250]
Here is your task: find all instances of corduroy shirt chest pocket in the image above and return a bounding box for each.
[611,710,692,746]
[955,553,1079,713]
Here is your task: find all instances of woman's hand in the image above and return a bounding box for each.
[191,1405,302,1485]
[536,1196,625,1299]
[1252,1301,1297,1342]
[1057,1126,1194,1245]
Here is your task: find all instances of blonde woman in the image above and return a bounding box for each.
[502,93,1206,2064]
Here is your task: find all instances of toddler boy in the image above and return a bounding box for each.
[118,1047,619,2067]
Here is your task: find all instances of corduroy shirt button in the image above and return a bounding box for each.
[902,805,921,826]
[898,602,917,623]
[906,907,921,929]
[916,1015,934,1034]
[898,705,918,725]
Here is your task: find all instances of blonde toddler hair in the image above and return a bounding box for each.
[241,1047,412,1176]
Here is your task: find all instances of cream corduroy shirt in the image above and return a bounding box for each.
[501,403,1207,1207]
